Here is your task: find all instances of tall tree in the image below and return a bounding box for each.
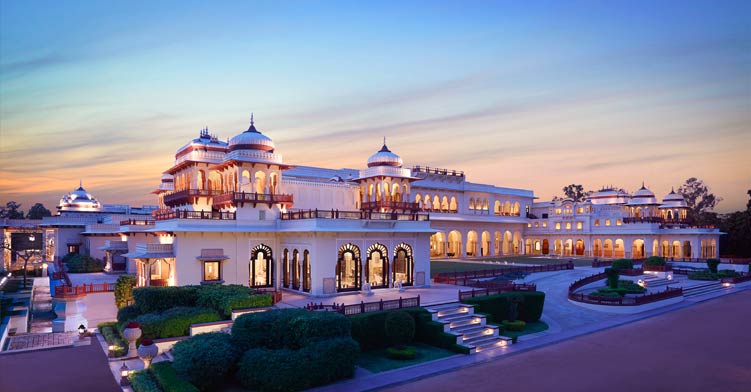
[26,203,52,219]
[562,184,586,202]
[747,189,751,210]
[0,201,24,219]
[677,178,722,220]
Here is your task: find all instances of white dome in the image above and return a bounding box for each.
[588,188,629,205]
[660,188,688,208]
[228,115,275,152]
[367,142,403,168]
[628,184,658,205]
[58,182,102,211]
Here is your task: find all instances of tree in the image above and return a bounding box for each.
[562,184,586,202]
[677,178,722,219]
[0,201,24,219]
[747,189,751,210]
[26,203,52,219]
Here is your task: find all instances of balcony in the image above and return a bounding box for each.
[361,200,420,212]
[623,217,690,224]
[411,165,464,177]
[154,210,236,220]
[119,219,155,226]
[163,189,223,207]
[213,192,294,208]
[281,209,429,221]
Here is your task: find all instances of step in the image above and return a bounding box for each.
[435,306,474,318]
[684,285,729,298]
[439,312,479,323]
[683,282,721,292]
[451,323,491,335]
[425,302,464,312]
[448,315,486,330]
[471,336,513,352]
[461,326,499,341]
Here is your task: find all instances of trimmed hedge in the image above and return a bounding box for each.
[236,337,359,392]
[644,256,666,266]
[706,258,721,273]
[611,259,634,271]
[64,254,104,273]
[463,291,546,324]
[231,309,350,351]
[605,267,620,289]
[115,275,137,308]
[128,285,272,319]
[172,332,240,391]
[132,286,200,314]
[130,370,161,392]
[385,310,415,346]
[149,361,199,392]
[386,345,417,360]
[502,320,526,331]
[134,307,221,339]
[98,322,127,357]
[117,304,140,325]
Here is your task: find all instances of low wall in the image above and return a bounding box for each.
[190,320,233,336]
[569,295,684,314]
[231,306,273,321]
[153,336,188,355]
[0,316,10,351]
[7,309,29,334]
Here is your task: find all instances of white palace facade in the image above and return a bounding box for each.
[5,117,720,297]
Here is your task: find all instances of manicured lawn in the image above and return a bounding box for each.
[498,320,549,339]
[357,342,457,373]
[431,256,592,275]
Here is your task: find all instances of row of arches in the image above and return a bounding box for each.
[361,181,410,203]
[430,230,524,258]
[173,167,281,195]
[281,247,311,292]
[521,238,717,259]
[415,194,458,213]
[336,243,414,292]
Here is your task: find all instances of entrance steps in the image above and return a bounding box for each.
[683,282,730,298]
[425,303,511,354]
[642,276,673,287]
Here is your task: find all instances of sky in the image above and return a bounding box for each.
[1,0,750,213]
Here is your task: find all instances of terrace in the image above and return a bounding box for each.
[212,191,293,208]
[280,209,429,221]
[153,209,236,221]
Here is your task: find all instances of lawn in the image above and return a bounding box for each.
[431,256,592,275]
[497,320,549,339]
[356,342,457,373]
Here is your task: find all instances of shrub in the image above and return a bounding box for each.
[706,258,721,273]
[117,304,141,325]
[149,361,199,392]
[232,308,309,351]
[644,256,666,266]
[463,291,546,323]
[64,254,104,273]
[135,307,221,339]
[115,275,137,308]
[502,320,526,331]
[349,311,388,350]
[386,345,417,360]
[385,311,416,346]
[611,259,634,270]
[172,332,239,391]
[289,311,351,348]
[718,270,741,278]
[98,322,127,357]
[589,291,622,299]
[130,370,161,392]
[605,268,620,289]
[132,286,200,314]
[689,271,719,281]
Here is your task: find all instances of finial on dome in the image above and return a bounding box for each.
[251,113,254,126]
[670,187,675,194]
[641,181,646,190]
[383,136,386,146]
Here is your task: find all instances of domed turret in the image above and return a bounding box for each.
[58,181,102,211]
[367,139,403,168]
[587,187,629,205]
[228,114,275,152]
[628,183,658,205]
[660,188,688,209]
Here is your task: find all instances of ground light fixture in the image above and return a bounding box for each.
[78,324,86,338]
[108,344,115,358]
[120,364,130,386]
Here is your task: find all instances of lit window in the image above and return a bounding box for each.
[577,222,583,230]
[555,223,561,230]
[204,261,221,281]
[606,219,611,226]
[565,222,571,230]
[616,219,622,226]
[527,223,532,228]
[542,221,547,228]
[534,222,539,228]
[555,208,562,215]
[595,219,600,227]
[577,207,583,214]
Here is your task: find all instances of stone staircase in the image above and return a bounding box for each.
[683,281,730,298]
[642,274,673,288]
[425,303,511,354]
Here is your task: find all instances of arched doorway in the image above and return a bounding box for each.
[250,244,273,288]
[302,250,311,292]
[525,239,533,254]
[337,244,361,292]
[466,231,478,257]
[513,232,522,254]
[554,239,563,256]
[393,243,414,286]
[292,249,300,290]
[632,239,645,259]
[542,239,549,255]
[604,239,613,258]
[593,239,602,257]
[683,241,691,258]
[282,248,289,288]
[575,239,585,256]
[481,231,491,256]
[448,230,462,258]
[494,231,501,255]
[672,241,681,258]
[430,233,445,257]
[614,239,625,258]
[503,231,512,255]
[366,243,388,289]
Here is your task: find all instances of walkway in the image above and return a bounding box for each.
[29,277,55,333]
[379,290,751,392]
[0,338,121,392]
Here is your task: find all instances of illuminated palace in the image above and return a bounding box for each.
[13,117,721,297]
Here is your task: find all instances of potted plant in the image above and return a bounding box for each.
[122,322,142,358]
[137,338,158,368]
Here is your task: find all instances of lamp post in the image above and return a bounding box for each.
[120,363,130,386]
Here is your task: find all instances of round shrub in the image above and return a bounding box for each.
[611,259,634,270]
[114,275,137,308]
[172,332,239,391]
[65,254,104,273]
[706,258,721,273]
[386,345,417,360]
[385,310,415,346]
[605,268,620,289]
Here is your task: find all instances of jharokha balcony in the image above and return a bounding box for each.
[281,209,429,221]
[361,200,420,212]
[212,191,294,208]
[154,209,236,220]
[163,189,223,207]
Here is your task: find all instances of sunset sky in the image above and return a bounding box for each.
[1,1,749,213]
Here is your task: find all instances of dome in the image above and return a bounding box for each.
[367,141,403,168]
[588,188,629,205]
[58,182,102,211]
[228,115,275,153]
[660,188,688,208]
[628,183,658,205]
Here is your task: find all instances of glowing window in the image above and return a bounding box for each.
[555,223,561,230]
[555,208,562,215]
[595,219,600,226]
[565,222,571,230]
[577,207,583,214]
[203,261,220,281]
[606,219,611,226]
[616,219,622,226]
[534,222,539,228]
[542,221,547,228]
[577,222,583,230]
[527,223,532,228]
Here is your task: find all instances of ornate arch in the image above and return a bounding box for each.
[250,243,273,287]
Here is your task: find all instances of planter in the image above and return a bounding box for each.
[137,339,158,368]
[122,323,142,358]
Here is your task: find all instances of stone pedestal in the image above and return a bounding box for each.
[123,327,142,358]
[51,298,88,333]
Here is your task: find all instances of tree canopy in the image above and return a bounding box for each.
[677,177,722,217]
[0,201,24,219]
[26,203,52,219]
[561,184,587,202]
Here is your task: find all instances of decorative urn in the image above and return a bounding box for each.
[137,338,159,368]
[123,322,142,358]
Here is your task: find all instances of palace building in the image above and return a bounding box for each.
[5,116,721,297]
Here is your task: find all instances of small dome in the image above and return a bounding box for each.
[228,115,275,152]
[628,183,658,205]
[367,141,403,168]
[660,188,688,208]
[58,182,102,211]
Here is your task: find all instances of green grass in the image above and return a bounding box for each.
[356,342,457,373]
[431,256,591,275]
[488,320,549,339]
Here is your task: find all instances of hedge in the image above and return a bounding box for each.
[98,322,127,357]
[129,285,272,318]
[64,254,104,273]
[611,259,634,271]
[115,275,137,308]
[172,332,240,391]
[130,370,161,392]
[643,256,666,267]
[232,309,350,351]
[117,304,141,325]
[385,310,415,346]
[132,286,200,314]
[149,361,199,392]
[463,291,546,323]
[135,307,221,339]
[236,337,359,392]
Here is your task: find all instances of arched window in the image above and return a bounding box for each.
[469,198,475,210]
[302,250,311,292]
[366,243,388,289]
[450,197,458,212]
[250,244,273,287]
[292,249,300,290]
[282,248,289,288]
[393,243,414,286]
[336,244,361,292]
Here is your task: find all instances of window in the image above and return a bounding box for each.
[577,207,583,214]
[527,223,532,228]
[565,222,571,230]
[555,208,562,215]
[605,219,611,226]
[616,219,622,226]
[203,261,221,281]
[595,219,600,227]
[577,222,583,230]
[534,222,539,228]
[555,223,561,230]
[542,221,547,228]
[542,213,549,219]
[68,244,80,254]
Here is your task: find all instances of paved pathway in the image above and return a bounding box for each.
[29,277,55,333]
[0,338,121,392]
[6,332,76,351]
[379,290,751,392]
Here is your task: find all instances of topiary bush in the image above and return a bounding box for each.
[644,256,666,266]
[384,310,416,346]
[172,332,239,391]
[115,275,137,308]
[135,307,221,339]
[132,286,200,314]
[149,361,199,392]
[231,308,310,351]
[605,267,620,289]
[611,259,634,270]
[463,291,546,324]
[706,258,721,273]
[64,254,104,273]
[289,311,351,348]
[689,271,719,281]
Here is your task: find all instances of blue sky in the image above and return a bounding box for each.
[1,1,749,212]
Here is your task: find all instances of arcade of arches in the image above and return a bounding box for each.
[336,243,414,292]
[431,229,524,258]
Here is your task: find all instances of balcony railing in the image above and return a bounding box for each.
[281,209,429,221]
[361,201,420,211]
[163,189,223,206]
[411,165,464,177]
[213,192,294,207]
[119,219,155,226]
[154,210,236,220]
